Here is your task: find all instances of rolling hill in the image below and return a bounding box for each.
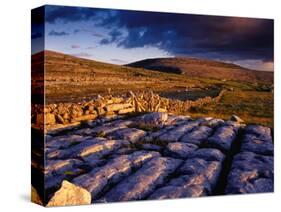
[31,50,273,126]
[33,51,205,103]
[127,57,273,84]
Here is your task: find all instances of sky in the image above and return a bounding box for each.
[31,5,274,71]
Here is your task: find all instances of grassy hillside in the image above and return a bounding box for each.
[32,50,273,126]
[127,57,273,84]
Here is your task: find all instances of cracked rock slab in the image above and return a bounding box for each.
[72,151,160,199]
[164,142,198,159]
[148,175,209,200]
[180,126,213,146]
[100,157,182,202]
[207,125,239,152]
[225,152,273,194]
[241,133,273,156]
[157,121,201,143]
[109,128,146,143]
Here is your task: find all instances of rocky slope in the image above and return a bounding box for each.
[32,112,274,206]
[127,57,273,84]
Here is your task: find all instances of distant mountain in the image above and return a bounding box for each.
[127,57,273,84]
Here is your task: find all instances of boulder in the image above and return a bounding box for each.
[230,115,244,123]
[135,112,168,128]
[47,180,91,207]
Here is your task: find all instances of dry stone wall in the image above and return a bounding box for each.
[32,90,226,132]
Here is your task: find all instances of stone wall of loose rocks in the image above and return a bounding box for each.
[32,90,226,132]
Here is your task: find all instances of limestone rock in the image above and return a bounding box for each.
[244,125,272,142]
[101,157,182,202]
[164,142,198,159]
[230,115,244,123]
[158,121,200,143]
[36,113,56,125]
[181,126,213,146]
[225,152,273,194]
[179,158,222,188]
[118,107,135,114]
[241,134,273,156]
[188,148,225,162]
[110,128,146,143]
[105,103,131,112]
[47,180,91,207]
[72,151,160,199]
[207,125,238,152]
[72,114,97,122]
[148,175,209,200]
[135,112,168,128]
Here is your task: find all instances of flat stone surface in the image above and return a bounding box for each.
[100,157,182,202]
[180,126,213,146]
[164,142,198,159]
[241,133,273,156]
[188,148,225,162]
[46,135,92,149]
[148,175,209,200]
[207,125,239,152]
[41,114,273,205]
[157,120,201,143]
[244,125,272,142]
[225,152,273,194]
[72,151,160,199]
[179,159,222,188]
[109,128,146,143]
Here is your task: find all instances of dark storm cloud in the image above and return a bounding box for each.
[31,32,42,39]
[45,5,274,62]
[101,11,274,62]
[45,5,115,24]
[48,30,69,36]
[45,6,97,23]
[100,29,123,45]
